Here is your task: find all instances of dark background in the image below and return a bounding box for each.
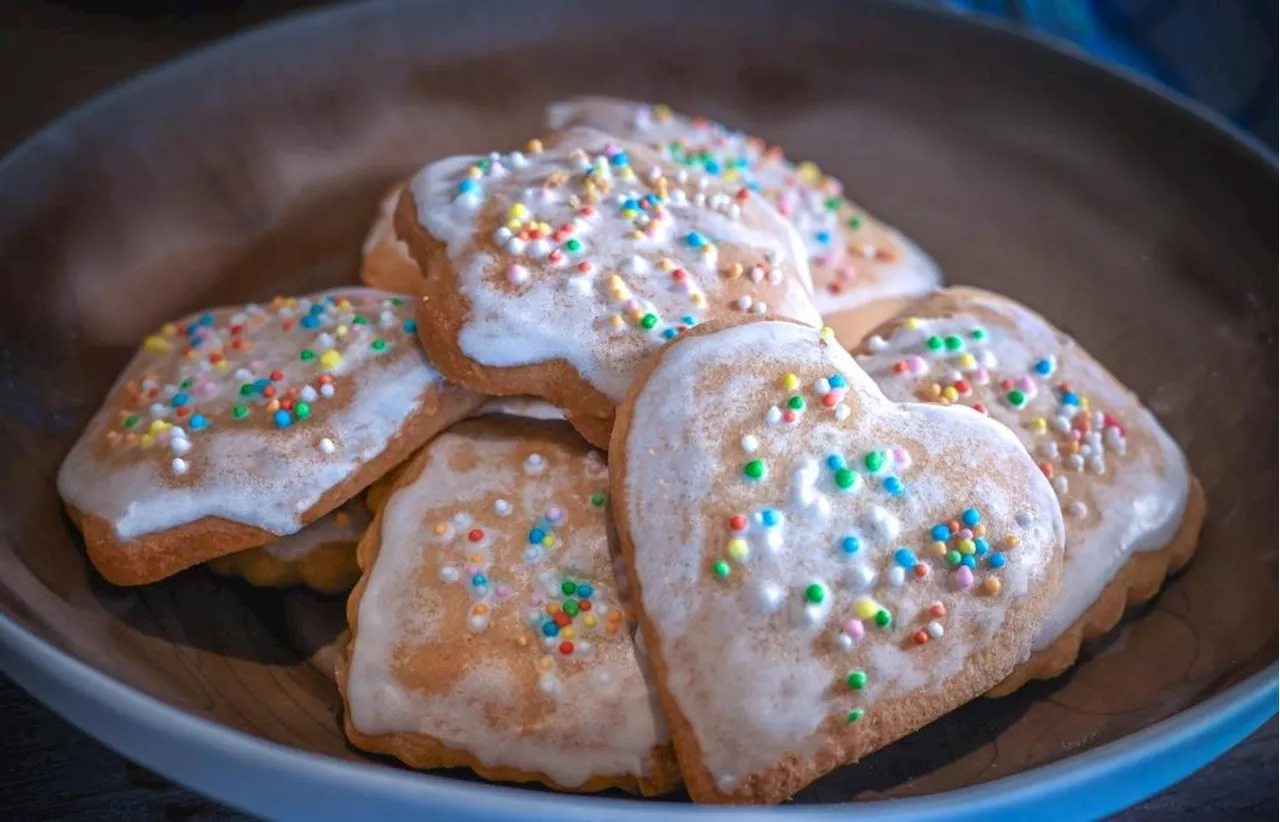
[0,2,1275,820]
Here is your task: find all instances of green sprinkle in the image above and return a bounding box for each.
[846,670,868,690]
[824,197,842,212]
[944,335,964,351]
[372,338,388,352]
[562,600,580,617]
[640,313,658,330]
[294,402,311,419]
[300,349,315,361]
[847,215,863,230]
[804,583,826,604]
[970,328,987,341]
[239,383,255,396]
[589,491,607,507]
[864,451,885,472]
[352,315,369,325]
[946,550,962,566]
[925,335,944,351]
[1007,389,1026,407]
[565,238,582,252]
[124,415,140,429]
[834,468,857,490]
[874,609,892,628]
[787,395,805,411]
[390,298,405,307]
[180,378,193,390]
[561,580,577,596]
[744,459,765,480]
[846,709,865,723]
[232,405,248,420]
[712,560,731,578]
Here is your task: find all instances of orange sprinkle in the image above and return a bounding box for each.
[472,603,488,616]
[972,524,986,537]
[983,577,1002,594]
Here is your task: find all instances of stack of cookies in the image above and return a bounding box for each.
[58,99,1204,804]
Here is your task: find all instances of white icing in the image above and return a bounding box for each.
[409,127,820,402]
[346,421,666,787]
[856,292,1191,649]
[58,289,449,540]
[623,320,1063,786]
[546,97,943,314]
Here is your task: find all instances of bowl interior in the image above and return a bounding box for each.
[0,0,1275,804]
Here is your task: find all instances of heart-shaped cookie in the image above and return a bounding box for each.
[611,318,1064,803]
[855,287,1203,694]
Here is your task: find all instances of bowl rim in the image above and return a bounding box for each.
[0,0,1275,818]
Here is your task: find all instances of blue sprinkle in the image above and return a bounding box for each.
[171,393,189,408]
[894,548,917,568]
[309,303,325,316]
[704,160,722,175]
[185,323,200,336]
[188,414,208,431]
[735,157,749,169]
[883,476,905,496]
[254,379,271,394]
[841,536,860,554]
[974,538,990,556]
[644,194,661,206]
[747,181,762,192]
[273,410,292,428]
[609,151,629,166]
[682,315,697,326]
[622,197,640,211]
[199,313,214,326]
[931,524,950,542]
[402,319,417,333]
[1034,358,1053,375]
[528,528,545,545]
[962,507,981,527]
[471,573,487,587]
[685,231,706,248]
[762,509,780,527]
[829,374,846,389]
[826,454,845,470]
[1061,391,1080,406]
[662,328,678,340]
[300,315,320,329]
[457,178,476,194]
[541,620,559,637]
[815,230,832,245]
[989,553,1006,569]
[961,555,976,569]
[577,584,594,599]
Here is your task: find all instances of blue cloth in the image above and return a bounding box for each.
[940,0,1278,149]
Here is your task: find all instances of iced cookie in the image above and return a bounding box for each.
[611,318,1064,803]
[338,415,679,794]
[547,97,941,344]
[359,182,423,295]
[398,126,822,447]
[854,288,1203,694]
[206,496,369,594]
[58,288,485,586]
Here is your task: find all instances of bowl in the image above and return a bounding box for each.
[1,1,1275,819]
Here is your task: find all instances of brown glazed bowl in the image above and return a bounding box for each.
[0,1,1275,819]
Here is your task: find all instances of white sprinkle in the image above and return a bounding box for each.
[495,499,512,515]
[440,566,459,583]
[866,335,888,352]
[525,453,546,475]
[833,633,854,652]
[1053,475,1069,495]
[887,567,906,587]
[766,406,783,424]
[234,368,253,382]
[300,385,318,402]
[171,458,188,475]
[625,255,647,274]
[749,266,765,282]
[320,384,335,398]
[750,301,768,314]
[149,403,168,418]
[927,620,945,639]
[537,673,558,697]
[741,435,759,454]
[752,582,784,614]
[508,264,529,284]
[171,438,190,456]
[319,438,336,455]
[848,564,877,591]
[1067,454,1085,471]
[317,332,335,349]
[451,512,470,527]
[735,295,752,311]
[1089,456,1106,475]
[576,641,594,656]
[494,228,513,245]
[506,237,526,255]
[591,669,613,687]
[379,310,395,327]
[1039,441,1059,459]
[1068,500,1089,518]
[1016,511,1033,527]
[814,378,831,396]
[835,403,851,421]
[861,506,900,542]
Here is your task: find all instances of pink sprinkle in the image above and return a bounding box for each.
[957,528,973,541]
[974,367,990,385]
[546,506,563,522]
[464,565,479,576]
[909,356,928,375]
[624,299,642,312]
[508,264,529,284]
[893,448,910,468]
[198,381,218,397]
[1017,376,1035,391]
[840,264,857,282]
[845,620,866,638]
[954,566,974,589]
[495,585,510,598]
[531,595,544,606]
[604,142,620,154]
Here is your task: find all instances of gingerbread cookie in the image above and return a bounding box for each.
[397,126,822,447]
[854,287,1203,694]
[206,496,369,594]
[58,288,485,586]
[611,318,1064,803]
[547,97,942,344]
[359,182,423,295]
[339,415,679,794]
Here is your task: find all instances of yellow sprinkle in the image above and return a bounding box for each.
[1032,417,1048,433]
[148,419,171,434]
[161,323,177,337]
[797,161,821,183]
[942,386,959,402]
[925,383,942,399]
[653,104,672,121]
[938,396,952,406]
[726,263,743,278]
[630,230,645,240]
[982,577,1002,595]
[143,336,172,353]
[903,316,921,330]
[506,218,522,232]
[561,626,576,640]
[1005,535,1020,549]
[958,353,977,369]
[542,534,555,548]
[622,208,638,220]
[628,308,645,322]
[819,326,835,343]
[610,314,625,327]
[583,614,597,629]
[467,166,482,179]
[620,167,635,181]
[930,541,948,557]
[959,538,976,555]
[320,349,341,369]
[658,258,675,272]
[336,299,352,310]
[726,538,749,562]
[526,138,543,154]
[335,324,348,338]
[853,597,880,620]
[106,431,120,444]
[723,169,739,182]
[782,373,800,390]
[537,656,553,672]
[691,293,706,307]
[140,434,156,448]
[700,245,715,256]
[432,523,448,536]
[507,203,528,220]
[1080,396,1090,411]
[608,275,625,290]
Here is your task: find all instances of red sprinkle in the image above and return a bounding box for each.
[577,262,592,273]
[893,361,908,375]
[672,268,687,281]
[554,612,572,628]
[913,563,929,578]
[821,394,838,408]
[972,403,989,415]
[269,370,284,382]
[578,600,592,612]
[175,407,191,418]
[281,320,295,331]
[230,325,243,336]
[729,515,747,532]
[1000,378,1015,390]
[735,187,750,202]
[783,410,797,424]
[954,379,971,395]
[913,631,930,645]
[467,529,484,542]
[558,641,574,655]
[929,602,946,618]
[579,206,595,217]
[262,385,277,399]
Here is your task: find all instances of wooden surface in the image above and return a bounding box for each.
[0,1,1274,819]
